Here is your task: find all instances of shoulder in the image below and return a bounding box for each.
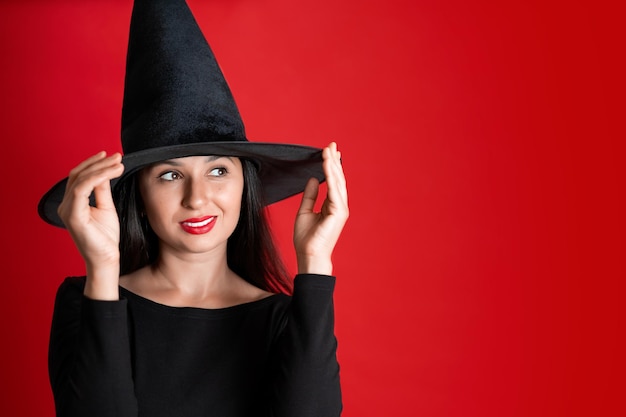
[57,276,86,292]
[53,276,86,304]
[61,275,87,286]
[49,277,88,322]
[265,292,291,310]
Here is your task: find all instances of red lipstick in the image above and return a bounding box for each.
[179,216,216,235]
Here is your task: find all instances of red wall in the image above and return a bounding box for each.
[0,0,623,416]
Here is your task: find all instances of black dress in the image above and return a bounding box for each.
[48,274,342,417]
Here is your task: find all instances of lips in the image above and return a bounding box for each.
[179,216,216,235]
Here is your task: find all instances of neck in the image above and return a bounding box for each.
[150,249,234,298]
[120,246,269,309]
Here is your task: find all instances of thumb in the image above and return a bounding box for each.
[93,179,116,211]
[298,177,320,215]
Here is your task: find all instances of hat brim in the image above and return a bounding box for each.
[38,141,324,228]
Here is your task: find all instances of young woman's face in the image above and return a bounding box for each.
[138,155,244,256]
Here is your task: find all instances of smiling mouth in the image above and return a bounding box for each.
[181,217,215,228]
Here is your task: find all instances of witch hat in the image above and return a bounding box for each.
[38,0,325,228]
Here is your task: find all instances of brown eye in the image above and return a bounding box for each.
[209,167,227,177]
[159,171,181,181]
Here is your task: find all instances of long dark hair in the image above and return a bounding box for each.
[114,158,293,294]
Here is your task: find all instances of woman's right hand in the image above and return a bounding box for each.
[57,151,125,299]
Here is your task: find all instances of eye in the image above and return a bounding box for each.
[209,167,227,177]
[158,171,181,181]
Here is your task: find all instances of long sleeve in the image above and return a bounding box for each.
[48,277,138,417]
[270,274,343,417]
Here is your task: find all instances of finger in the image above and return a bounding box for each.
[65,151,104,189]
[93,163,125,210]
[61,160,124,218]
[326,142,343,177]
[66,152,121,190]
[77,153,123,179]
[323,144,348,209]
[65,155,124,200]
[298,177,320,214]
[70,151,107,173]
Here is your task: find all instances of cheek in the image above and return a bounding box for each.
[217,182,244,218]
[224,187,243,213]
[143,197,167,233]
[141,188,177,229]
[141,189,161,216]
[144,196,164,219]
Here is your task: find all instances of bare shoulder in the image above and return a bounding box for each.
[118,267,150,293]
[118,267,273,308]
[231,273,275,304]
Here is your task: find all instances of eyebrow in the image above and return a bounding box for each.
[152,155,234,167]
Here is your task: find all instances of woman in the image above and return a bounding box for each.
[39,0,348,415]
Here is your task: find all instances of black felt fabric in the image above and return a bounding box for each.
[122,0,247,153]
[48,275,342,417]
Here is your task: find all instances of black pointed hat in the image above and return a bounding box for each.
[38,0,324,228]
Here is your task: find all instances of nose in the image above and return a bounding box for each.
[181,176,209,209]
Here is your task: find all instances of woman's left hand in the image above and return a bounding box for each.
[294,142,349,275]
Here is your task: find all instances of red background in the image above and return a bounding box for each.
[0,0,624,416]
